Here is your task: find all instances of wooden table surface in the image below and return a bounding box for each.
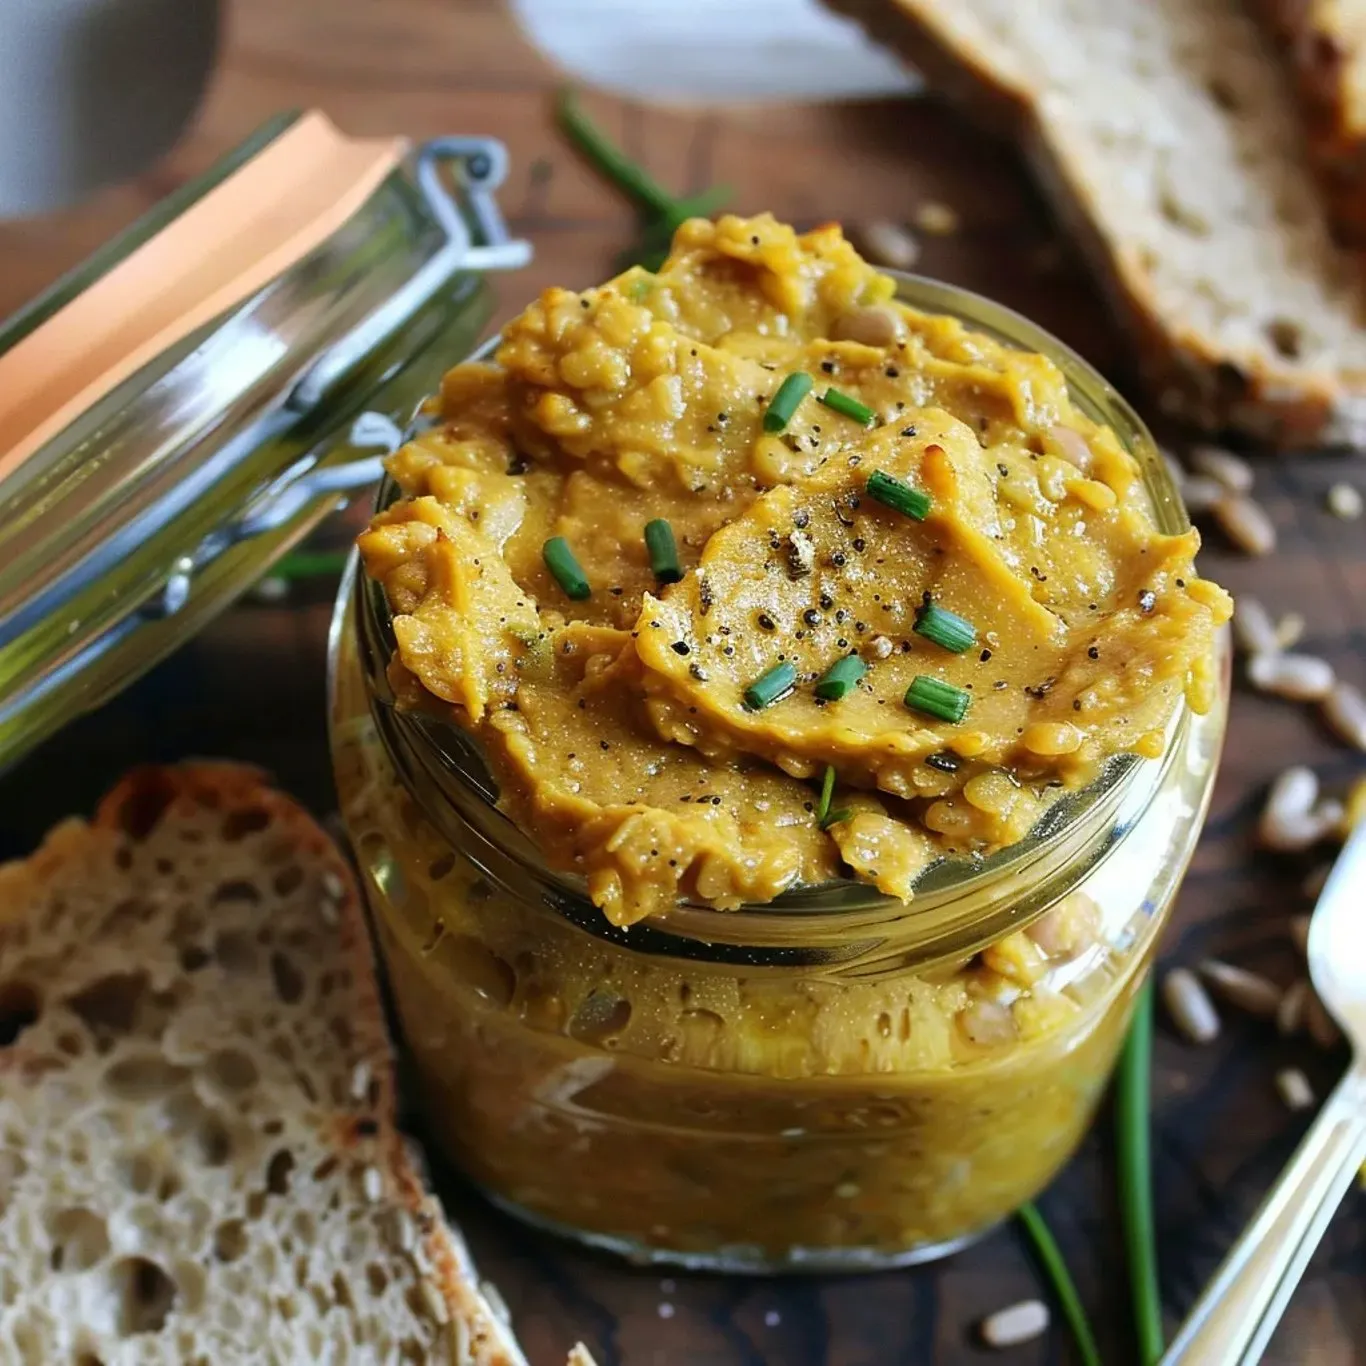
[2,2,1365,1362]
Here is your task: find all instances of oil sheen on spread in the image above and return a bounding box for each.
[358,214,1231,925]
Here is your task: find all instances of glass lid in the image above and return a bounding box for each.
[0,111,531,770]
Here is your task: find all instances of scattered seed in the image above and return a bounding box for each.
[869,634,895,659]
[958,999,1017,1046]
[980,1300,1050,1348]
[1305,990,1343,1050]
[1289,913,1313,953]
[1181,473,1226,513]
[1260,765,1318,831]
[1276,1067,1315,1111]
[855,219,920,270]
[1326,482,1363,520]
[321,870,346,901]
[350,1060,372,1104]
[1322,680,1366,750]
[1232,596,1279,656]
[1260,801,1343,853]
[1214,493,1276,555]
[1162,967,1220,1043]
[915,201,959,235]
[1189,443,1254,493]
[1273,612,1306,651]
[1278,978,1310,1036]
[1048,424,1093,473]
[1196,960,1282,1018]
[832,304,902,347]
[1160,447,1187,489]
[362,1166,383,1203]
[1247,652,1335,702]
[251,575,290,604]
[481,1279,512,1325]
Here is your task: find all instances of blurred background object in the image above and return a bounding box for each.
[0,0,219,217]
[509,0,917,101]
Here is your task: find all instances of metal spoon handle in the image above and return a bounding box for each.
[1160,1066,1366,1366]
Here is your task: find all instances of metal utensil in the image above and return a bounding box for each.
[1161,817,1366,1364]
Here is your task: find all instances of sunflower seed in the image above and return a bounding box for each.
[1163,967,1220,1043]
[1278,978,1310,1036]
[1322,680,1366,750]
[1260,801,1344,853]
[1232,596,1279,656]
[831,304,902,347]
[1214,493,1276,555]
[854,220,920,270]
[1305,990,1343,1050]
[1326,482,1363,520]
[1247,651,1335,701]
[914,201,959,235]
[1182,473,1227,513]
[1190,444,1254,493]
[1289,913,1312,953]
[980,1300,1050,1347]
[1049,424,1094,473]
[362,1166,383,1203]
[1273,613,1306,651]
[1196,960,1282,1018]
[1260,765,1318,830]
[1276,1067,1315,1111]
[1160,447,1187,489]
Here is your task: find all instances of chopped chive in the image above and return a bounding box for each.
[644,519,683,583]
[815,654,868,701]
[814,764,853,830]
[744,662,797,711]
[818,387,877,426]
[867,470,932,521]
[904,675,971,724]
[763,372,814,433]
[914,602,977,654]
[543,536,591,600]
[815,765,836,825]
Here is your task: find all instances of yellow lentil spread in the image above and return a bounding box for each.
[359,214,1231,926]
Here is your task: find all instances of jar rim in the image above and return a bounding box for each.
[350,269,1218,966]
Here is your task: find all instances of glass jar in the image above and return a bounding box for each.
[0,113,528,771]
[329,275,1231,1272]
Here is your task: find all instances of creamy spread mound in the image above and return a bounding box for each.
[359,214,1231,925]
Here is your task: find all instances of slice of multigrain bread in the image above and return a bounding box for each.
[0,763,529,1366]
[830,0,1366,449]
[1253,0,1366,244]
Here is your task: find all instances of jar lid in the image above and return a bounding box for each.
[0,110,531,769]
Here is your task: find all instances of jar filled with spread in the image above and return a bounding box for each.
[330,214,1232,1270]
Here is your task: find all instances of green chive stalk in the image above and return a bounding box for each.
[555,88,729,269]
[1018,1203,1104,1366]
[1117,981,1164,1365]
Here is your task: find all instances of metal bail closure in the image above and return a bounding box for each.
[0,126,532,768]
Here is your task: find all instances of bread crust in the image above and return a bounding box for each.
[829,0,1366,450]
[1253,0,1366,245]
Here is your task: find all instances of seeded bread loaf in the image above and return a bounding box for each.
[829,0,1366,449]
[0,764,530,1366]
[1253,0,1366,244]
